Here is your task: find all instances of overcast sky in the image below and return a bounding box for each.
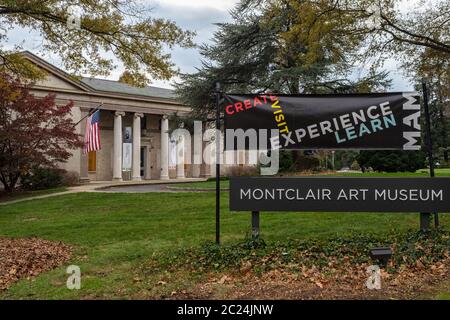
[4,0,415,91]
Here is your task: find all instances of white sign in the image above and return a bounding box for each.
[169,139,176,169]
[123,143,132,170]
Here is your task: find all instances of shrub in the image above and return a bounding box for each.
[61,171,80,186]
[292,155,320,171]
[279,150,294,172]
[350,160,361,171]
[226,165,258,177]
[20,167,70,190]
[357,151,425,172]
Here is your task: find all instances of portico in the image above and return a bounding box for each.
[106,110,184,182]
[78,107,202,182]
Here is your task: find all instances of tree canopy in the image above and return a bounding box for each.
[175,0,392,120]
[270,0,450,64]
[0,0,195,86]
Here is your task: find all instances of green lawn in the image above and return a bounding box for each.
[0,187,67,203]
[171,168,450,190]
[0,170,449,299]
[436,293,450,300]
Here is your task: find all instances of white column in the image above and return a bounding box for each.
[191,121,202,178]
[132,113,143,181]
[113,111,125,181]
[176,124,185,179]
[160,115,169,180]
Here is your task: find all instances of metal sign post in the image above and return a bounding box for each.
[215,82,221,245]
[421,79,439,230]
[251,211,260,241]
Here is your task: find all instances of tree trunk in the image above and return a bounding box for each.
[439,103,448,161]
[0,171,19,193]
[1,179,14,193]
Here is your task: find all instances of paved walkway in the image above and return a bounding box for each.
[101,184,176,193]
[0,178,207,206]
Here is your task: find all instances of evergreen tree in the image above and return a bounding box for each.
[175,0,391,120]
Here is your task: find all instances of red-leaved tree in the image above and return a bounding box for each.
[0,73,83,192]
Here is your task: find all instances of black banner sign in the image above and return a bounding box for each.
[224,93,421,150]
[230,177,450,212]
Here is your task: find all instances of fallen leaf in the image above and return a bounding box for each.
[218,275,231,284]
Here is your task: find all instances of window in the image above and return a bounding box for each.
[88,151,97,172]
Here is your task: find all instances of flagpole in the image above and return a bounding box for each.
[73,103,103,127]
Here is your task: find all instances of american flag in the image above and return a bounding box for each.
[83,110,101,153]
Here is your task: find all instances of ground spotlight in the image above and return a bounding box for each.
[369,247,392,267]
